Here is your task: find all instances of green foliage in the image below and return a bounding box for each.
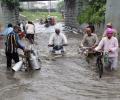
[20,10,63,22]
[1,0,19,9]
[78,0,106,24]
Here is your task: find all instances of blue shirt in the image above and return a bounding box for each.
[6,31,25,50]
[2,27,13,35]
[13,31,25,50]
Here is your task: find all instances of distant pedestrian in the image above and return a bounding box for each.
[25,21,35,43]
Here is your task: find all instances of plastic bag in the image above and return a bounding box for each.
[30,53,41,70]
[12,61,23,71]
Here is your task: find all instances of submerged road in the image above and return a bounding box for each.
[0,22,120,100]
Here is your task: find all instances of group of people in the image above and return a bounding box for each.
[48,22,119,71]
[80,22,119,70]
[0,21,119,72]
[43,16,56,27]
[0,20,36,71]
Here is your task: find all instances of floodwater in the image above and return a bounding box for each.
[0,22,120,100]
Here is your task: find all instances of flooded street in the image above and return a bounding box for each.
[0,22,120,100]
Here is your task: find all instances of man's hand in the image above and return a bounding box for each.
[93,48,97,53]
[91,44,97,49]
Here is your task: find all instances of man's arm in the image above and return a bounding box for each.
[95,38,104,51]
[93,34,99,48]
[25,24,28,31]
[62,34,68,45]
[80,34,87,47]
[33,25,35,33]
[15,33,25,50]
[48,34,54,46]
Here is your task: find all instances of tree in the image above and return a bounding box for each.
[1,0,20,24]
[78,0,106,24]
[1,0,19,10]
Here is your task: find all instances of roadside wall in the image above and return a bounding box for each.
[0,1,19,29]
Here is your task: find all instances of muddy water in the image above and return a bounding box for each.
[0,22,120,100]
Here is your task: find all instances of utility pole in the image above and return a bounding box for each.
[14,0,19,24]
[28,2,30,9]
[48,0,51,15]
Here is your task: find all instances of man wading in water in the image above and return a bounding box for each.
[5,26,25,71]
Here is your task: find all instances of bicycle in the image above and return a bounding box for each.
[95,51,103,78]
[19,50,33,71]
[79,47,104,78]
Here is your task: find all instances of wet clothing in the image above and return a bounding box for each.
[95,37,118,57]
[49,33,67,46]
[6,52,19,69]
[5,31,24,53]
[95,37,118,69]
[81,33,98,47]
[5,31,25,69]
[52,45,64,53]
[26,24,35,41]
[104,57,118,70]
[26,34,34,42]
[2,27,13,36]
[26,24,35,34]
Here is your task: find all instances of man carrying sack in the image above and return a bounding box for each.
[5,25,25,71]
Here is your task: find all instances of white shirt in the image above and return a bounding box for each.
[95,37,119,57]
[26,24,35,34]
[49,33,67,46]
